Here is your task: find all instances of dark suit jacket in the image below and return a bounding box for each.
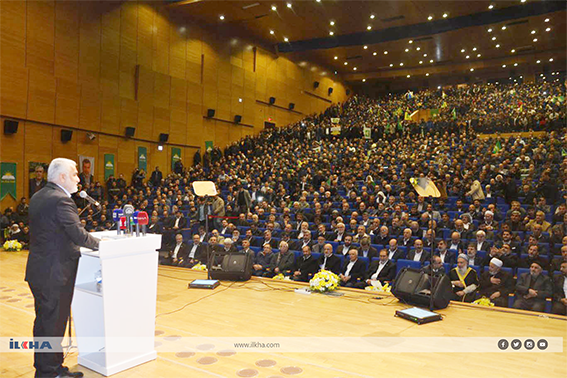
[365,260,397,283]
[29,178,47,198]
[398,237,414,248]
[291,239,314,252]
[435,250,456,265]
[184,242,206,263]
[407,250,431,264]
[373,235,390,246]
[317,254,342,275]
[478,270,513,298]
[358,247,378,260]
[25,182,100,287]
[515,273,553,302]
[254,237,278,249]
[447,241,465,253]
[336,244,354,256]
[148,222,163,234]
[166,242,191,263]
[552,274,566,303]
[171,216,188,229]
[294,254,319,281]
[341,259,366,284]
[386,248,404,261]
[269,251,295,273]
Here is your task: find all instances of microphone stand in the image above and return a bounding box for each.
[78,203,92,217]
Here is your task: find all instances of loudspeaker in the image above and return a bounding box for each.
[61,129,73,143]
[234,115,242,123]
[125,127,135,137]
[328,87,333,95]
[207,109,215,118]
[4,120,18,135]
[269,97,276,105]
[289,103,295,110]
[313,81,319,89]
[392,268,452,310]
[210,253,252,281]
[159,133,169,143]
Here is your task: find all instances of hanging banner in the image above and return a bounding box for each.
[0,162,17,200]
[104,154,115,180]
[205,141,214,152]
[363,126,371,139]
[137,147,147,172]
[171,147,182,171]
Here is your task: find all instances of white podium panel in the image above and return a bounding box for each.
[72,231,162,376]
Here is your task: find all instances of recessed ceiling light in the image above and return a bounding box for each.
[533,38,538,42]
[492,36,497,40]
[219,15,225,20]
[443,13,448,18]
[466,55,470,59]
[400,62,404,66]
[316,0,321,2]
[430,59,434,63]
[367,25,372,30]
[330,21,335,26]
[549,58,553,62]
[488,5,494,10]
[373,52,377,56]
[428,15,433,21]
[353,67,357,71]
[329,31,334,36]
[384,51,388,54]
[409,40,413,44]
[284,37,288,42]
[426,73,430,76]
[546,27,551,32]
[334,56,338,60]
[389,63,393,67]
[286,3,292,8]
[423,53,428,57]
[544,18,550,22]
[370,14,375,19]
[495,44,500,48]
[271,5,277,11]
[477,54,481,57]
[270,30,275,35]
[536,60,541,63]
[362,79,366,82]
[470,68,474,71]
[488,28,493,32]
[521,0,526,3]
[531,30,536,34]
[407,75,411,78]
[502,64,506,68]
[511,49,516,53]
[419,61,423,64]
[344,62,348,65]
[472,47,477,51]
[461,49,466,53]
[438,86,441,89]
[364,45,368,49]
[514,63,518,66]
[416,47,421,51]
[405,48,409,52]
[520,76,523,78]
[238,98,243,103]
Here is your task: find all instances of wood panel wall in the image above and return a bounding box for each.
[0,1,349,210]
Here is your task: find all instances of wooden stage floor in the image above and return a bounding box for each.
[1,250,566,378]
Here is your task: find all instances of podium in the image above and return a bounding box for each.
[72,231,162,376]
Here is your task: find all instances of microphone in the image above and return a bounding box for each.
[79,191,100,208]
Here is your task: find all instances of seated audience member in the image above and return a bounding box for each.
[513,261,553,312]
[435,239,456,265]
[171,211,187,231]
[183,234,206,268]
[336,235,354,256]
[317,243,342,275]
[448,231,465,253]
[268,241,295,277]
[358,237,378,260]
[292,232,314,252]
[339,249,365,287]
[408,239,430,264]
[473,230,492,252]
[240,238,254,256]
[361,249,396,287]
[550,246,567,273]
[526,210,552,233]
[551,261,567,315]
[312,235,327,253]
[147,215,163,234]
[161,233,189,267]
[449,254,479,302]
[255,229,277,249]
[465,243,483,266]
[478,258,513,307]
[520,245,549,271]
[333,222,348,242]
[292,246,319,282]
[252,244,274,277]
[421,255,446,277]
[386,238,404,261]
[398,228,414,248]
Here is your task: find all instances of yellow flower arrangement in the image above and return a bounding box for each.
[309,270,340,293]
[472,297,495,307]
[3,240,22,252]
[191,263,207,272]
[272,273,285,280]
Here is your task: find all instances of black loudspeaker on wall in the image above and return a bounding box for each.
[159,133,169,143]
[269,97,276,105]
[207,109,215,118]
[234,115,242,123]
[210,253,253,281]
[313,81,319,89]
[391,267,453,310]
[61,129,73,143]
[125,127,135,137]
[4,120,18,134]
[289,103,295,110]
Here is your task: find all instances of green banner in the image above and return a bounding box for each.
[137,146,147,172]
[0,162,17,200]
[104,154,115,180]
[171,147,181,171]
[205,141,214,152]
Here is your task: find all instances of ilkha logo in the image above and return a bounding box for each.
[9,339,52,350]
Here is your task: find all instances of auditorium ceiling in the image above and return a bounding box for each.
[170,1,566,89]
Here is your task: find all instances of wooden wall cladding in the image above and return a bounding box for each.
[0,1,349,209]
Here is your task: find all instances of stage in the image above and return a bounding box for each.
[1,250,566,378]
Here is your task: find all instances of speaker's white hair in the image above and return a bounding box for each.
[47,158,76,183]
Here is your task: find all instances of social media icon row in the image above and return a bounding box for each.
[498,339,547,350]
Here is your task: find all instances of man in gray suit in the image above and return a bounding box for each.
[25,158,100,378]
[267,241,295,277]
[513,261,553,312]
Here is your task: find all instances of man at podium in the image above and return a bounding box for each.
[25,158,100,378]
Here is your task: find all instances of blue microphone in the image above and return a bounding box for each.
[112,209,123,235]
